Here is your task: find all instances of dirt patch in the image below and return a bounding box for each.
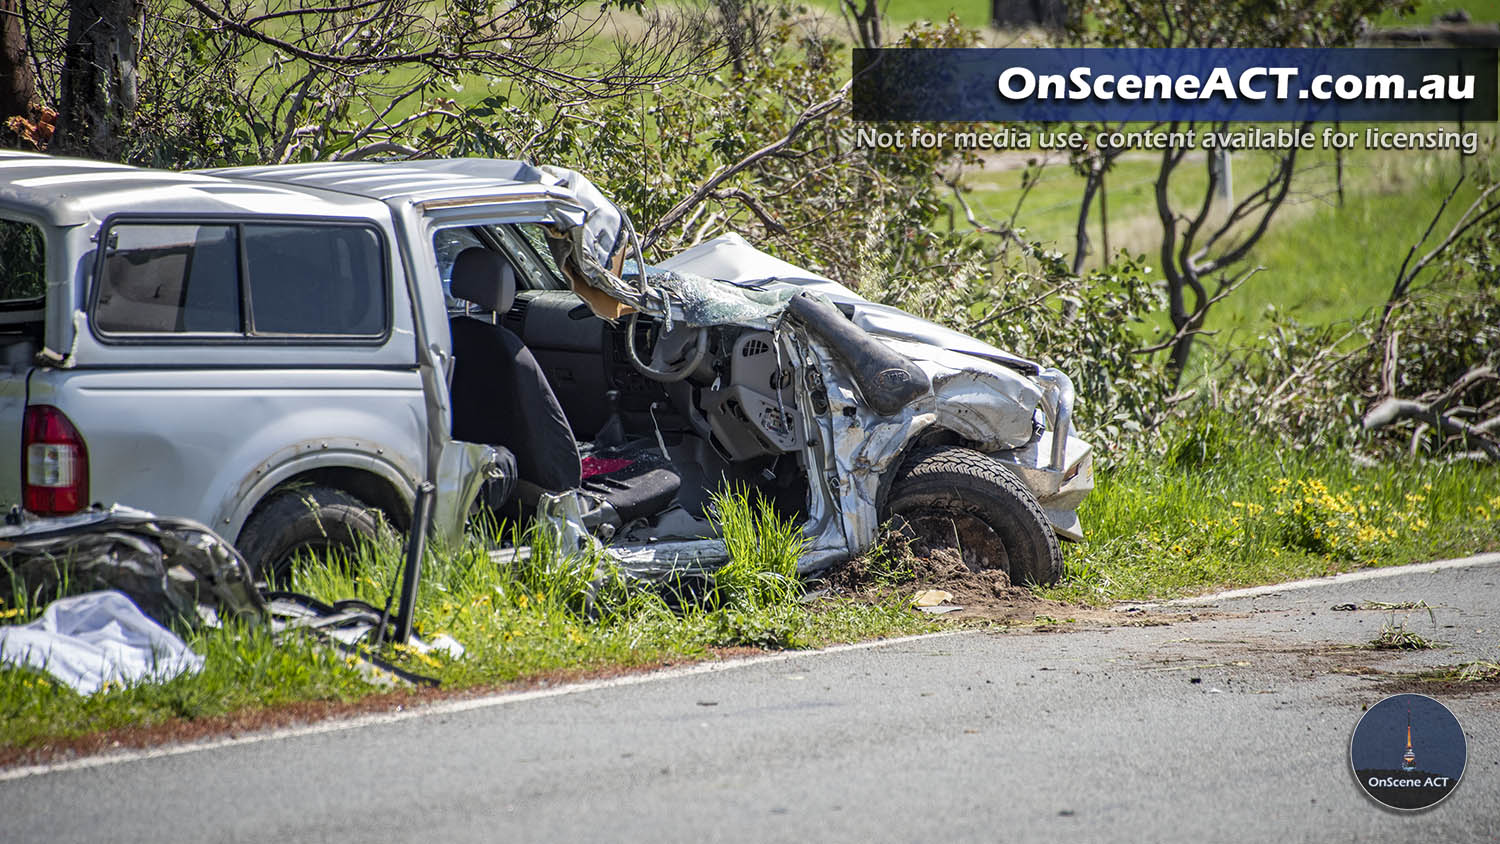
[1370,675,1500,698]
[1365,662,1500,699]
[822,531,1165,627]
[896,545,1078,622]
[1121,636,1424,694]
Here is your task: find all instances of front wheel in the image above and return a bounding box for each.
[881,446,1063,585]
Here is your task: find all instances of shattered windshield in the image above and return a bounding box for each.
[627,264,799,327]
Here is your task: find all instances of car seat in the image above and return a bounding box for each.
[447,248,681,529]
[449,247,583,493]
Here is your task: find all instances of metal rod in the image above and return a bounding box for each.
[393,481,435,644]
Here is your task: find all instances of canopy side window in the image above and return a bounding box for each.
[0,219,46,304]
[93,219,390,340]
[95,224,239,334]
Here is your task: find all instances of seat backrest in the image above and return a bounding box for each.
[447,259,581,493]
[450,247,516,314]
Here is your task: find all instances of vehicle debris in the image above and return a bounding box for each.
[0,505,265,628]
[0,501,450,688]
[1332,600,1432,611]
[913,589,955,607]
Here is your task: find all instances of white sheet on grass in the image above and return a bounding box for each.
[0,590,204,695]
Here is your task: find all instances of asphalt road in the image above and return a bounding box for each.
[3,554,1500,843]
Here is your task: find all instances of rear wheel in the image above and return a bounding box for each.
[237,485,386,586]
[881,446,1063,585]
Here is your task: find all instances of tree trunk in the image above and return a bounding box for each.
[1167,311,1201,383]
[56,0,140,159]
[844,0,881,49]
[716,0,746,78]
[1071,158,1101,275]
[991,0,1066,29]
[0,0,34,120]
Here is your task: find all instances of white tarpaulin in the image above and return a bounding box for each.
[0,591,204,695]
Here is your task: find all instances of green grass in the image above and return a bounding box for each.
[796,0,993,32]
[1369,619,1444,650]
[0,491,929,752]
[1376,0,1497,25]
[1042,416,1500,605]
[5,429,1497,747]
[0,621,380,750]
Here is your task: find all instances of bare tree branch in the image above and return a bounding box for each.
[1379,179,1500,335]
[643,81,850,250]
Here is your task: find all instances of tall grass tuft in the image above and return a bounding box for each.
[707,486,806,612]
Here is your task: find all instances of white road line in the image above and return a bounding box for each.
[1156,552,1500,607]
[0,629,967,783]
[12,552,1495,782]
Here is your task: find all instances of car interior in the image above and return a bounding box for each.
[439,223,810,542]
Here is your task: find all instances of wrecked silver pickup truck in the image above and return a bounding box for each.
[0,154,1091,583]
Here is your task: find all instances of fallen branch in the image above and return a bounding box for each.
[333,140,420,161]
[709,188,787,235]
[1363,365,1500,460]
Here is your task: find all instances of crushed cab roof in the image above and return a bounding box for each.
[0,151,391,227]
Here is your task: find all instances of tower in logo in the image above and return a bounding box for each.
[1401,709,1416,772]
[1352,693,1466,811]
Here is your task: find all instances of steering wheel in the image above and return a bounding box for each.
[624,311,709,383]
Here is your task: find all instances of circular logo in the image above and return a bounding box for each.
[1350,693,1466,811]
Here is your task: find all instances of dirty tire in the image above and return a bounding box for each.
[882,446,1063,585]
[237,486,385,586]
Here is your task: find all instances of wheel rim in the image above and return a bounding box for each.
[894,508,1011,576]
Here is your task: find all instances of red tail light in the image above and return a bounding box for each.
[23,405,89,516]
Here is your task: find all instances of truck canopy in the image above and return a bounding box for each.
[0,151,382,227]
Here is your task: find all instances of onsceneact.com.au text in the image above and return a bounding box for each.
[997,66,1477,103]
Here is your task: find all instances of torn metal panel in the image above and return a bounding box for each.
[883,338,1044,450]
[0,506,265,628]
[431,440,505,544]
[790,335,916,572]
[535,165,625,269]
[603,539,730,577]
[657,232,844,287]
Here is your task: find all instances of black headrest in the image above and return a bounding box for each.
[450,248,516,314]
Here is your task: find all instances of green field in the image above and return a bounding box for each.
[1046,418,1500,605]
[963,139,1488,336]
